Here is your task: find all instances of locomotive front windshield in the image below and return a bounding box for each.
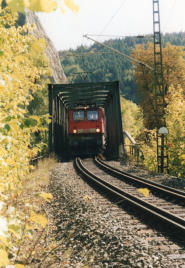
[73,111,84,121]
[87,110,99,121]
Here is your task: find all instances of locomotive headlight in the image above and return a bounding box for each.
[73,129,77,134]
[96,128,100,133]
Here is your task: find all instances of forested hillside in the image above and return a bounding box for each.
[59,32,185,103]
[60,33,185,176]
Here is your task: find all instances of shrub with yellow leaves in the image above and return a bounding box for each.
[0,0,79,265]
[0,7,53,266]
[0,7,51,192]
[165,86,185,178]
[138,129,157,172]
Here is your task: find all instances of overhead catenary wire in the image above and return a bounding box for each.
[62,34,152,57]
[99,0,128,35]
[86,34,146,39]
[83,34,154,71]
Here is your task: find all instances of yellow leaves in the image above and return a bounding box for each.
[0,5,58,264]
[26,224,34,230]
[0,249,9,266]
[0,235,8,247]
[28,0,57,12]
[138,188,150,198]
[64,0,79,12]
[5,0,79,13]
[6,0,57,12]
[181,154,185,161]
[6,0,25,12]
[8,224,21,238]
[30,211,48,227]
[165,85,185,177]
[132,42,185,130]
[39,192,53,202]
[0,8,50,185]
[121,97,143,139]
[0,8,56,265]
[15,264,25,268]
[84,195,91,202]
[31,39,46,56]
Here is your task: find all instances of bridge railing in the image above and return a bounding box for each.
[123,131,144,163]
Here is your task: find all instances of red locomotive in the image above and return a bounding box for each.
[68,107,105,154]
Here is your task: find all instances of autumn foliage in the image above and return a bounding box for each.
[0,7,52,266]
[131,42,185,129]
[131,43,185,176]
[0,1,78,265]
[5,0,79,13]
[165,86,185,177]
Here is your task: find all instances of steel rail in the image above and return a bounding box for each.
[95,157,185,203]
[74,157,185,238]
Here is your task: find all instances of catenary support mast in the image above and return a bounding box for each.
[153,0,168,173]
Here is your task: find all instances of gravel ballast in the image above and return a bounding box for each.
[46,161,185,267]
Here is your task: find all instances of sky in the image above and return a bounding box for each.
[38,0,185,51]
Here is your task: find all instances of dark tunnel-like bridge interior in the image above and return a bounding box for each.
[48,81,124,159]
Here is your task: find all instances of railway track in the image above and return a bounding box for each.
[95,157,185,202]
[74,157,185,246]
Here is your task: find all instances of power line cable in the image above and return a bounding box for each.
[99,0,127,35]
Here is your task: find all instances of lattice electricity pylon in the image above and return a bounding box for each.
[153,0,168,173]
